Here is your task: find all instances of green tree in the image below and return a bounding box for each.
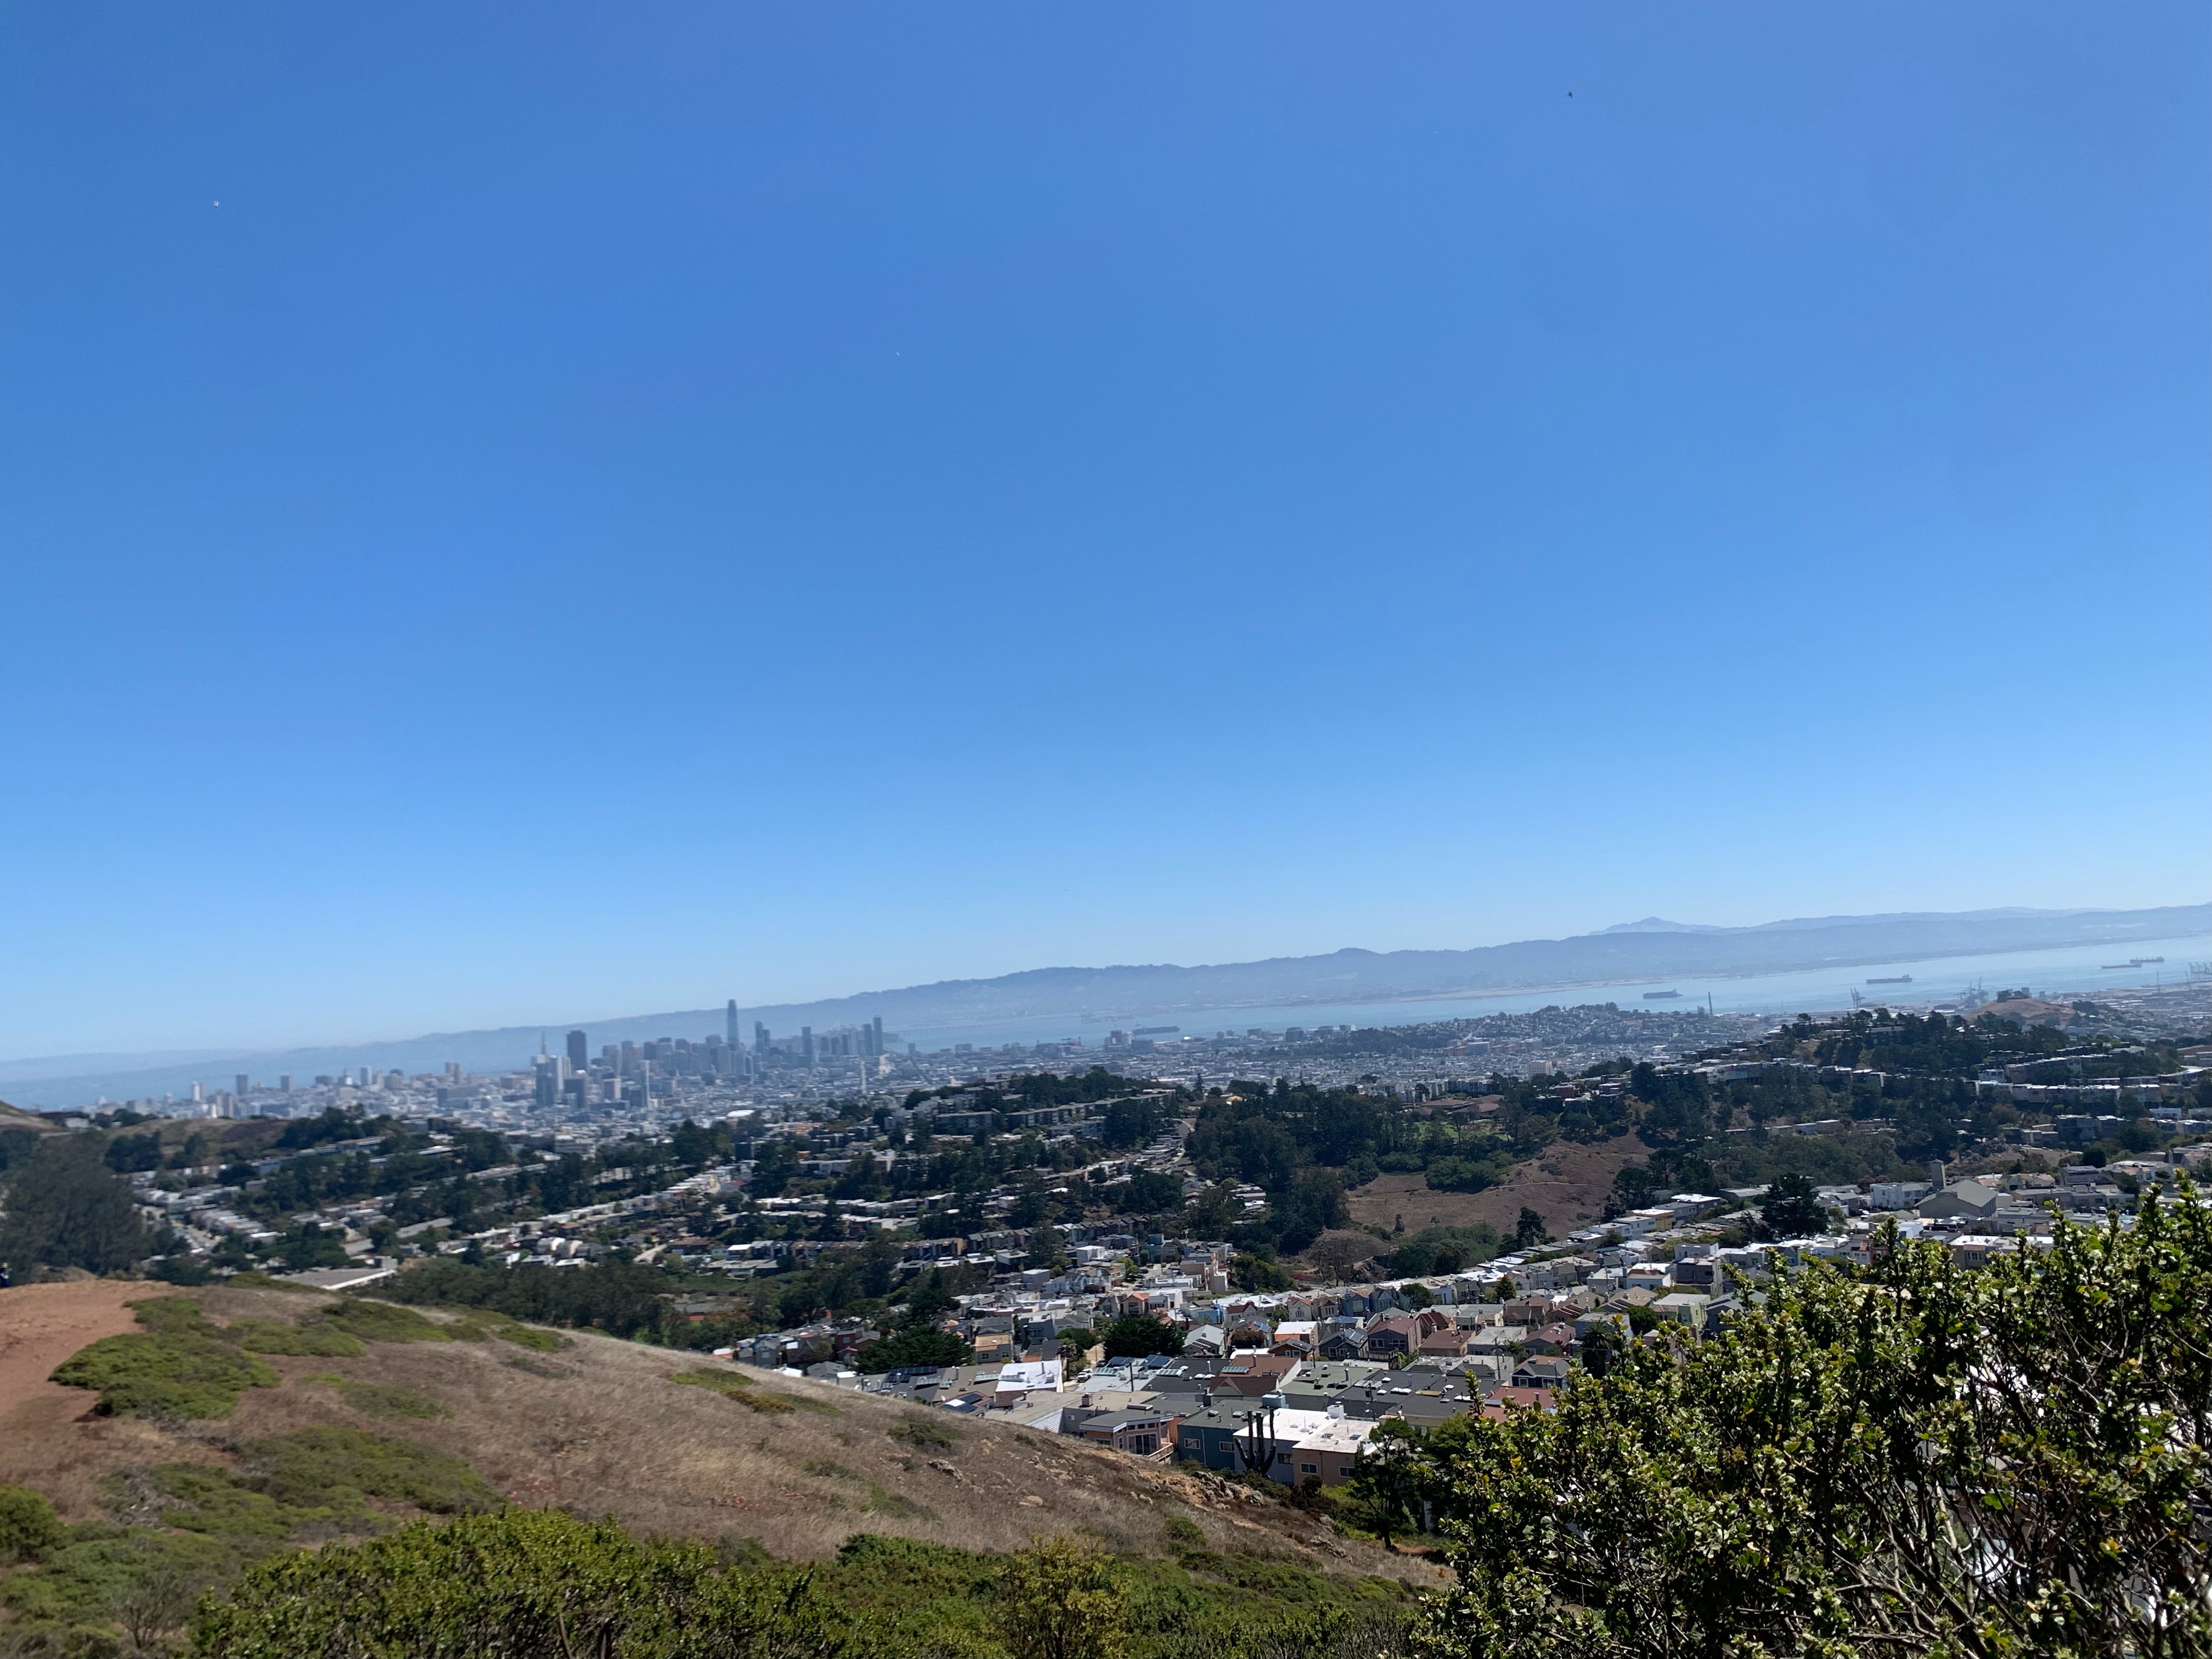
[1576,1319,1623,1378]
[1098,1314,1183,1359]
[1346,1419,1427,1548]
[1512,1207,1547,1250]
[1406,1196,2212,1659]
[0,1135,151,1275]
[994,1536,1127,1659]
[851,1324,972,1375]
[1229,1251,1293,1291]
[1756,1170,1827,1239]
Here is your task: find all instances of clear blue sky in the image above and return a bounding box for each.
[1,4,2204,1058]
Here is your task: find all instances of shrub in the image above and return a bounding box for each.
[128,1295,219,1335]
[0,1484,68,1563]
[192,1508,861,1657]
[1404,1199,2212,1659]
[229,1318,367,1357]
[236,1426,495,1516]
[1,1525,236,1639]
[317,1299,453,1344]
[127,1463,307,1542]
[670,1370,797,1415]
[887,1415,960,1451]
[1160,1515,1205,1559]
[996,1536,1128,1659]
[331,1383,450,1421]
[50,1334,278,1419]
[105,1427,491,1547]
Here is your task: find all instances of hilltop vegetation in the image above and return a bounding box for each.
[193,1514,1415,1658]
[0,1280,1431,1656]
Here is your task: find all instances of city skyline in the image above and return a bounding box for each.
[5,901,2203,1108]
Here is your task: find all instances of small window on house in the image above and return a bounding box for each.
[1300,1462,1318,1474]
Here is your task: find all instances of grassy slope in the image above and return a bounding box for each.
[1342,1136,1650,1240]
[0,1283,1437,1588]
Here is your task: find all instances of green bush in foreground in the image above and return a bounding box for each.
[191,1513,1410,1659]
[193,1508,865,1659]
[0,1483,69,1564]
[49,1333,278,1419]
[996,1536,1126,1659]
[1397,1194,2212,1659]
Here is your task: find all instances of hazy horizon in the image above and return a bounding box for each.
[6,901,2203,1077]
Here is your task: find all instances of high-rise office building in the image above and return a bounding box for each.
[755,1021,770,1055]
[235,1073,250,1097]
[725,1000,740,1051]
[802,1026,815,1064]
[566,1030,589,1071]
[280,1074,293,1092]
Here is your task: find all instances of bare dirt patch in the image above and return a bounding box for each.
[0,1280,145,1421]
[1345,1137,1648,1241]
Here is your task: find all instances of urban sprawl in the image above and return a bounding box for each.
[61,970,2212,1489]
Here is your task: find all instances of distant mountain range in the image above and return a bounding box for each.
[5,902,2204,1109]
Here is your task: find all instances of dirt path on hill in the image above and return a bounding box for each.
[0,1280,142,1421]
[1345,1138,1649,1240]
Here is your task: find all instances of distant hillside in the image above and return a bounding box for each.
[7,902,2204,1105]
[0,1102,62,1134]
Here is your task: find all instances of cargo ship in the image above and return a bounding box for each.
[1641,990,1682,1000]
[1865,974,1913,985]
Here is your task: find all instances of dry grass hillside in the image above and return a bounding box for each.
[0,1280,1438,1589]
[1342,1136,1647,1240]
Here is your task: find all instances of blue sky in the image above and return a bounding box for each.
[1,3,2204,1057]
